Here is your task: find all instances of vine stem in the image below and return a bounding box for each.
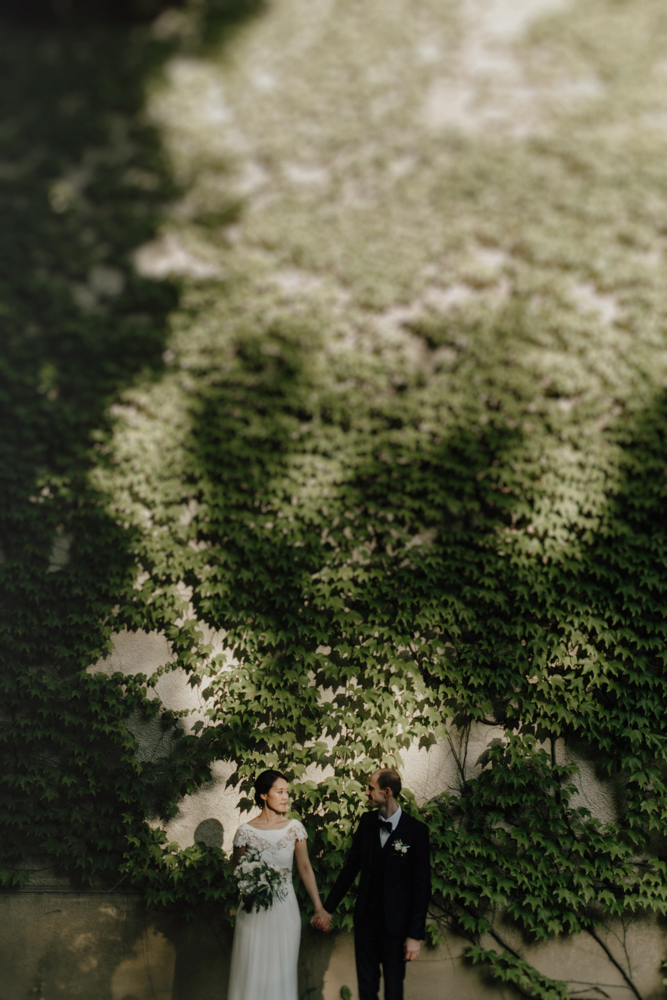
[586,928,643,1000]
[485,925,525,964]
[456,908,543,1000]
[479,929,544,1000]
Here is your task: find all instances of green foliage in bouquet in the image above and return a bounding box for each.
[234,845,287,913]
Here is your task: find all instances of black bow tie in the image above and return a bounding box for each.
[379,820,393,834]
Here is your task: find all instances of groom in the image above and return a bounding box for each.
[313,768,431,1000]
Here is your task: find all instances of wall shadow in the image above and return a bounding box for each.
[183,307,667,764]
[0,4,174,894]
[182,311,530,741]
[0,0,264,926]
[0,0,182,25]
[180,299,667,873]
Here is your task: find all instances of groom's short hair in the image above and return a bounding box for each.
[377,768,402,799]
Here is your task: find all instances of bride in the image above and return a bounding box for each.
[228,769,331,1000]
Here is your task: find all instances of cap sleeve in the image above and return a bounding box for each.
[233,825,250,848]
[292,819,308,841]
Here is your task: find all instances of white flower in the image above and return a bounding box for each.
[393,839,409,854]
[234,847,289,912]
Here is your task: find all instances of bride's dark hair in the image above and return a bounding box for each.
[254,769,287,807]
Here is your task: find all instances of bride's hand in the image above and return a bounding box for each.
[311,908,332,932]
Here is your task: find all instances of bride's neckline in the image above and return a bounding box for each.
[245,818,293,832]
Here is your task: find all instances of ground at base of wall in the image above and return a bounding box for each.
[1,893,664,1000]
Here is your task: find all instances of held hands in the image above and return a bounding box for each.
[404,937,420,962]
[311,908,332,932]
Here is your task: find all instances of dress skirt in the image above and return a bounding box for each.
[227,885,301,1000]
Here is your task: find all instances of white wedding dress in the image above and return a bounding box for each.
[228,819,307,1000]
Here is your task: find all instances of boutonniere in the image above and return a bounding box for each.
[393,839,409,854]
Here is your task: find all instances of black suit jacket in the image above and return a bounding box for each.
[323,809,431,940]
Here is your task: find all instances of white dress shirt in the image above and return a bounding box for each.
[379,804,402,848]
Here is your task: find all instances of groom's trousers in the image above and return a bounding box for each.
[354,915,406,1000]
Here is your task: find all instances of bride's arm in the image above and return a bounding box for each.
[231,845,246,875]
[294,839,330,928]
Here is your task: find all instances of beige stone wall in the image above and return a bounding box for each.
[91,629,621,856]
[1,892,663,1000]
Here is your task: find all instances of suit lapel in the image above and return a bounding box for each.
[365,812,379,860]
[393,811,408,837]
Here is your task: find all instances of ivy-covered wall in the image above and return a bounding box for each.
[3,1,667,997]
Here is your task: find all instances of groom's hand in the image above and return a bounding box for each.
[404,937,420,962]
[311,909,332,932]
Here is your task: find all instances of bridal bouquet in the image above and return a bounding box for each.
[234,846,288,913]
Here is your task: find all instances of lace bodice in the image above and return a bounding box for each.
[233,820,307,882]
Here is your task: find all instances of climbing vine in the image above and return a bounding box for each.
[3,2,667,998]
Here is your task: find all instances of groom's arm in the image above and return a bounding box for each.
[407,823,431,941]
[322,815,365,914]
